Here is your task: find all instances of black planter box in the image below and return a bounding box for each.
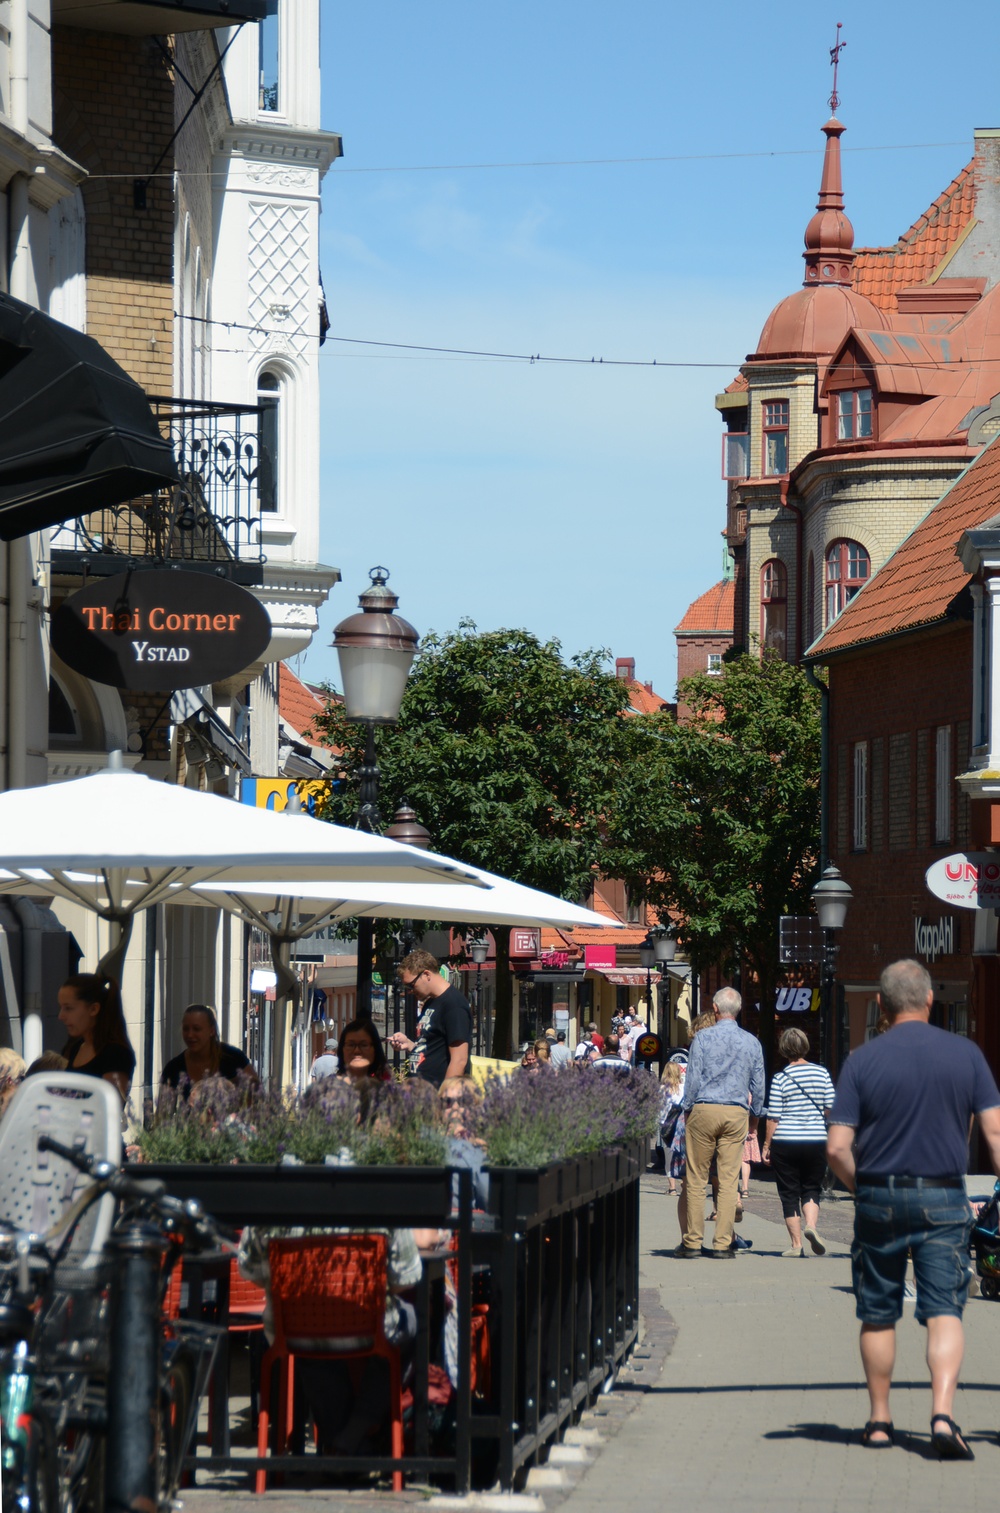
[138,1161,453,1229]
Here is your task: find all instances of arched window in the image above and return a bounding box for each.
[257,371,280,513]
[760,558,787,658]
[826,540,870,623]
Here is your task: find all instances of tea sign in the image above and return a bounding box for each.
[52,569,272,692]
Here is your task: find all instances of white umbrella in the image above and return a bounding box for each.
[0,755,487,1056]
[189,865,625,933]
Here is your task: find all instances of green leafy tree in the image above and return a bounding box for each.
[606,653,822,1060]
[313,623,670,1056]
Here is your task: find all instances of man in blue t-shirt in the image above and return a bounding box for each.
[827,958,1000,1459]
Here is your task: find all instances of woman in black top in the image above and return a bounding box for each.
[161,1004,256,1094]
[58,973,136,1101]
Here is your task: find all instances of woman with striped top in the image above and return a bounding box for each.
[762,1027,836,1258]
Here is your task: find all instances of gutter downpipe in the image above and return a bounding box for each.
[7,165,30,792]
[782,477,829,869]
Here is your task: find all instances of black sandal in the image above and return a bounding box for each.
[861,1420,894,1448]
[930,1414,974,1461]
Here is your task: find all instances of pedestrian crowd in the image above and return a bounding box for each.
[664,958,1000,1460]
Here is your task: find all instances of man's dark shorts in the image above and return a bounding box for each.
[852,1179,973,1325]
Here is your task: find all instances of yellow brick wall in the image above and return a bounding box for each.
[52,31,174,392]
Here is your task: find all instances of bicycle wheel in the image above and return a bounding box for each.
[158,1350,194,1505]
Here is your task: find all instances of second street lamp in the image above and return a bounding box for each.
[470,935,489,1055]
[638,933,656,1031]
[652,927,676,1041]
[811,863,853,1072]
[332,568,419,1018]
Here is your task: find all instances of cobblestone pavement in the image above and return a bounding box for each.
[181,1176,1000,1513]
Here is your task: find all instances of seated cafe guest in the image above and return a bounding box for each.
[339,1016,392,1085]
[161,1004,256,1093]
[59,973,135,1101]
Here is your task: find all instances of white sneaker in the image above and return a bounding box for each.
[803,1225,826,1256]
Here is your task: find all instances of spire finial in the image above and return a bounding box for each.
[829,22,846,114]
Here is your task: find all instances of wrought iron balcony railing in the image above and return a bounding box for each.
[50,398,268,585]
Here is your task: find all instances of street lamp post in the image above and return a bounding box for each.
[638,933,656,1031]
[332,568,419,1019]
[470,936,489,1056]
[385,804,431,1064]
[652,926,677,1042]
[811,863,853,1072]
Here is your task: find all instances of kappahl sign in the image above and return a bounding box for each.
[925,852,1000,909]
[914,916,956,963]
[51,569,271,692]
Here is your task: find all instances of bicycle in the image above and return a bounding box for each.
[0,1095,228,1513]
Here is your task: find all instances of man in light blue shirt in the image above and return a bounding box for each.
[676,987,765,1258]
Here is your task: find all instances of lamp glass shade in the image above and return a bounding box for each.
[638,939,656,969]
[335,644,416,724]
[470,940,489,964]
[812,866,853,932]
[653,934,676,963]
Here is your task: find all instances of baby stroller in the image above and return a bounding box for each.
[971,1179,1000,1300]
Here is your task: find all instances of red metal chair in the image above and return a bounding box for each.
[255,1234,404,1493]
[228,1258,266,1331]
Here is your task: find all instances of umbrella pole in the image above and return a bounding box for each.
[269,932,300,1088]
[96,913,134,987]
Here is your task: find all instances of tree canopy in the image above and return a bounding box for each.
[605,651,822,1055]
[313,622,670,1055]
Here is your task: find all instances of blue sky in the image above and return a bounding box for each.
[299,2,994,699]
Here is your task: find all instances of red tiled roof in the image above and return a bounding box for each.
[725,373,748,394]
[278,663,327,744]
[625,678,668,715]
[565,926,651,946]
[852,162,976,312]
[807,433,1000,658]
[673,579,735,636]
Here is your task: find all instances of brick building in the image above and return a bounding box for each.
[807,437,1000,1077]
[697,112,1000,670]
[672,578,734,717]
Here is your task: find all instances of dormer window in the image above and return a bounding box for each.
[763,400,789,476]
[837,389,873,441]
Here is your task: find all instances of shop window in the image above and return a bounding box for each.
[836,389,873,441]
[760,558,787,658]
[825,539,870,623]
[853,741,868,850]
[935,725,952,843]
[763,400,789,476]
[864,999,881,1041]
[257,371,280,512]
[722,431,749,480]
[258,4,280,112]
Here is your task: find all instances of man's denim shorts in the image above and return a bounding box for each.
[852,1179,973,1325]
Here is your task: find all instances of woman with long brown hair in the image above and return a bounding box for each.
[58,972,135,1101]
[160,1004,256,1094]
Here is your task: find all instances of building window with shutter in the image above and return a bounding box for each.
[760,558,787,659]
[826,539,870,623]
[762,400,789,476]
[853,741,868,850]
[935,725,952,843]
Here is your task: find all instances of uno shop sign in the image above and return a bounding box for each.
[925,851,1000,910]
[51,569,271,692]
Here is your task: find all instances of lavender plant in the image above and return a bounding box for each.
[136,1063,657,1169]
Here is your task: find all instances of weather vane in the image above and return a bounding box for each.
[829,22,846,113]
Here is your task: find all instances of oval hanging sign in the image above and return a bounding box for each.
[925,851,1000,911]
[51,569,272,692]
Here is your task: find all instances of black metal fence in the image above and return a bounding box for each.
[143,1144,643,1492]
[50,398,267,583]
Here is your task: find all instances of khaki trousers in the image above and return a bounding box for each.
[682,1103,748,1252]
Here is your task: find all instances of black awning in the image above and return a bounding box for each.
[0,292,179,542]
